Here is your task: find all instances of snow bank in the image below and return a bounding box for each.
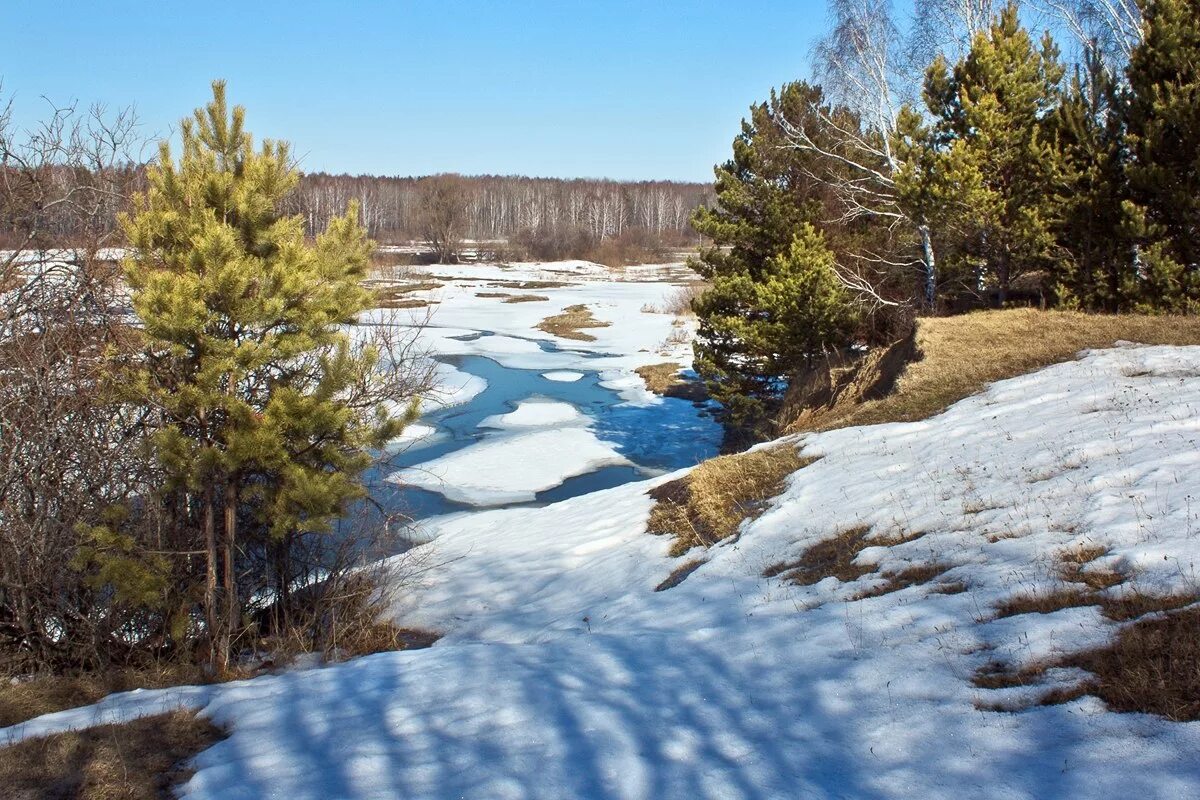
[479,398,587,429]
[10,345,1200,799]
[420,360,487,412]
[542,370,585,382]
[390,427,630,506]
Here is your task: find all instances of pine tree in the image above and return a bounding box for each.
[1123,0,1200,310]
[121,82,407,670]
[915,2,1066,304]
[693,224,858,436]
[690,82,857,435]
[1051,51,1137,310]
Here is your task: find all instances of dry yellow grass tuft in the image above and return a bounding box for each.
[785,309,1200,434]
[536,304,612,342]
[975,599,1200,720]
[763,527,929,588]
[503,294,549,304]
[647,445,815,556]
[0,710,224,799]
[634,362,708,402]
[654,559,707,592]
[0,666,237,730]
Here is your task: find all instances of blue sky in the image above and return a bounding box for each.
[0,1,828,182]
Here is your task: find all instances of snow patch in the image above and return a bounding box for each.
[389,428,630,506]
[479,399,587,430]
[541,370,585,383]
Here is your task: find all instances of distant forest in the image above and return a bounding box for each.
[0,166,713,254]
[285,173,714,244]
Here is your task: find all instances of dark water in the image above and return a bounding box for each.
[349,352,722,539]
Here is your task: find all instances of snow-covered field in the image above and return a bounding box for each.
[6,341,1200,798]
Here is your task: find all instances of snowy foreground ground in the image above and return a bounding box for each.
[5,265,1200,797]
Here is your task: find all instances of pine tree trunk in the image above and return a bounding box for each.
[203,484,218,670]
[221,478,237,673]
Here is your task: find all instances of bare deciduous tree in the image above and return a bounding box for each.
[1032,0,1142,65]
[0,93,155,671]
[415,173,471,263]
[781,0,935,307]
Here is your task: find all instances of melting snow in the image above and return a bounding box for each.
[7,274,1200,798]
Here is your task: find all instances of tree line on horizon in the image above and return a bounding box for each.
[0,161,713,262]
[691,0,1200,437]
[287,172,712,249]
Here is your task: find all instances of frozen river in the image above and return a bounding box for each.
[345,260,723,544]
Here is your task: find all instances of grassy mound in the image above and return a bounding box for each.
[783,308,1200,434]
[0,710,224,799]
[647,445,816,556]
[536,304,611,342]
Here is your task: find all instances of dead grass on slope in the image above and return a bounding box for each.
[654,559,707,592]
[0,710,224,800]
[976,579,1200,720]
[647,446,816,556]
[0,666,238,730]
[488,280,573,290]
[763,526,929,588]
[536,304,612,342]
[785,309,1200,434]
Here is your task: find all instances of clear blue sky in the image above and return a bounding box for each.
[1,0,828,182]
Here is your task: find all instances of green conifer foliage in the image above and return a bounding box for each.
[916,3,1066,304]
[1051,53,1137,310]
[689,83,858,435]
[121,82,406,668]
[693,224,858,436]
[1124,0,1200,309]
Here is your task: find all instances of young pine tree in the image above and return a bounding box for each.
[122,82,410,670]
[916,2,1066,304]
[1050,51,1137,310]
[690,83,859,436]
[1123,0,1200,311]
[693,224,858,438]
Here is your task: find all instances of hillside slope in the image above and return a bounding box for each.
[5,344,1200,798]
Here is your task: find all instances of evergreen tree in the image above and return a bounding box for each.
[915,3,1066,304]
[690,82,857,435]
[121,82,408,670]
[693,224,859,437]
[1123,0,1200,310]
[1050,51,1137,310]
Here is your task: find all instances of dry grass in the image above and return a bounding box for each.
[1070,606,1200,720]
[764,525,875,585]
[647,446,816,556]
[854,563,953,600]
[381,281,442,295]
[373,282,442,309]
[487,280,573,290]
[764,527,928,587]
[642,283,708,315]
[1057,544,1125,591]
[0,666,241,730]
[536,304,612,342]
[993,586,1099,619]
[0,710,224,799]
[475,291,511,298]
[976,593,1200,719]
[374,297,433,309]
[503,294,549,304]
[634,362,708,402]
[654,559,707,592]
[785,309,1200,434]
